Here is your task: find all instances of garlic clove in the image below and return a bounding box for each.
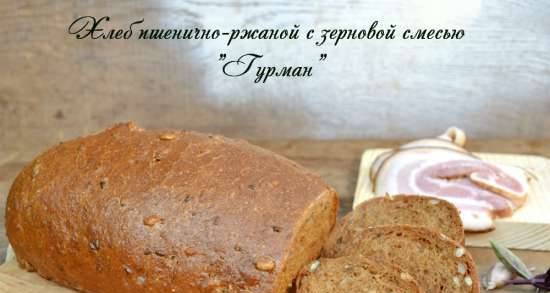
[482,261,516,290]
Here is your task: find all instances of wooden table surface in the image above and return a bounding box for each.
[1,138,550,292]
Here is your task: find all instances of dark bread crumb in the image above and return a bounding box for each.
[323,225,480,293]
[296,255,424,293]
[333,195,464,244]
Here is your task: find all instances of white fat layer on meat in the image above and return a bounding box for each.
[460,210,495,231]
[499,164,530,194]
[370,138,468,180]
[410,164,515,211]
[371,128,530,232]
[469,164,529,200]
[373,147,524,231]
[375,148,476,194]
[410,191,496,211]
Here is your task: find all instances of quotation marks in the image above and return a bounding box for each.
[218,53,322,83]
[220,53,326,62]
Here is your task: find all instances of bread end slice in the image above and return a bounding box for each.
[339,195,464,244]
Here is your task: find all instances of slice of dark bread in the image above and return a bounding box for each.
[296,255,423,293]
[323,225,480,293]
[337,195,464,244]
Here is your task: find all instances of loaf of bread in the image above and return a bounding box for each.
[323,225,480,293]
[6,122,339,293]
[296,255,424,293]
[335,195,464,244]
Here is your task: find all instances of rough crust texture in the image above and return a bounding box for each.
[6,122,339,293]
[296,255,424,293]
[336,195,464,244]
[323,225,480,293]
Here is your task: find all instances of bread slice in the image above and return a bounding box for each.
[323,225,480,293]
[336,195,464,244]
[296,255,424,293]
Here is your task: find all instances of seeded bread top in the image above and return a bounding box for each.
[6,122,337,293]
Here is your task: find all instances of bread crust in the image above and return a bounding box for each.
[338,195,465,244]
[6,122,339,293]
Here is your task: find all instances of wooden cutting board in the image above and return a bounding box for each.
[0,253,72,293]
[354,149,550,251]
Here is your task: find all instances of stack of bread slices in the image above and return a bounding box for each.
[297,195,480,293]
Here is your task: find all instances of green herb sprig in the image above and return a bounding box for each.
[489,240,550,291]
